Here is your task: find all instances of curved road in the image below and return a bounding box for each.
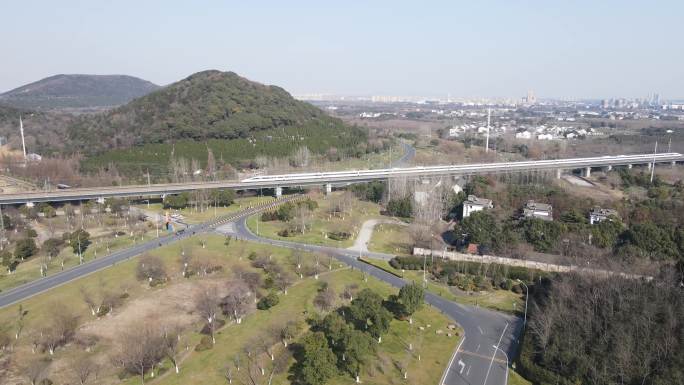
[392,141,416,167]
[0,197,300,309]
[222,216,522,385]
[0,185,521,385]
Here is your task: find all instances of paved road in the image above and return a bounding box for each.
[0,196,300,309]
[392,141,416,167]
[0,192,522,385]
[223,216,523,385]
[348,219,407,253]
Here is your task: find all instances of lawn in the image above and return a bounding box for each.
[359,257,525,315]
[368,223,412,255]
[0,234,460,385]
[0,228,159,292]
[132,195,276,224]
[246,191,384,248]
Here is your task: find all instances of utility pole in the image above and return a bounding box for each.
[19,116,27,160]
[0,204,4,251]
[485,108,491,153]
[650,140,658,184]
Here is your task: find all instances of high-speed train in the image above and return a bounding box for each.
[241,153,683,183]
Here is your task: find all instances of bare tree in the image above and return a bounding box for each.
[293,204,313,234]
[274,270,295,295]
[195,284,221,344]
[70,354,99,385]
[39,305,79,355]
[112,325,164,384]
[23,356,51,385]
[80,286,99,316]
[15,304,27,340]
[224,365,234,384]
[242,271,262,303]
[162,324,184,374]
[136,254,167,283]
[408,223,432,249]
[234,340,291,385]
[278,320,300,347]
[314,287,337,312]
[342,283,358,301]
[290,146,311,168]
[221,280,252,324]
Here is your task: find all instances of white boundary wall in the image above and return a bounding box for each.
[412,247,651,280]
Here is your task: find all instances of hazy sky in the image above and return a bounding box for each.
[2,0,682,99]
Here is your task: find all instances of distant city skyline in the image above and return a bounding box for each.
[1,1,683,99]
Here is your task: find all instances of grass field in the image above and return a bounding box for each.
[360,257,524,315]
[132,195,276,225]
[246,192,384,248]
[0,234,460,385]
[368,223,412,255]
[0,228,159,292]
[0,195,272,293]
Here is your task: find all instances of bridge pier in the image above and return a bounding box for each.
[583,167,591,178]
[627,164,633,169]
[647,163,652,170]
[605,165,612,172]
[275,186,282,198]
[325,183,332,195]
[556,169,562,179]
[672,161,677,168]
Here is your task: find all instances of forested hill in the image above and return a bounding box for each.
[68,70,360,155]
[0,74,159,110]
[70,70,365,177]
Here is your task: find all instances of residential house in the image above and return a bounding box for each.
[523,200,553,221]
[589,207,619,225]
[462,195,493,218]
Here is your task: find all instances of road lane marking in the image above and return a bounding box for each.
[477,326,484,334]
[440,336,465,385]
[459,349,507,364]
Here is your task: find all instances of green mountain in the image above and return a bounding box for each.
[0,74,160,110]
[75,70,365,176]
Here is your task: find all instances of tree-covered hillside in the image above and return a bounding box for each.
[519,273,684,385]
[68,70,362,155]
[0,74,159,110]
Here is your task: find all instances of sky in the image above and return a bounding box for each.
[1,0,683,99]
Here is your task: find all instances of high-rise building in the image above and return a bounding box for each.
[651,93,660,106]
[523,90,537,105]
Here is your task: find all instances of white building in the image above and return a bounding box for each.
[462,195,493,218]
[537,133,553,140]
[589,207,619,225]
[523,201,553,221]
[515,131,532,139]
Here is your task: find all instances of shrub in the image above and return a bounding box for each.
[195,335,214,351]
[260,211,279,221]
[257,292,279,310]
[14,238,37,260]
[328,231,351,241]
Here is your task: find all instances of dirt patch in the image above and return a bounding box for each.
[80,279,224,343]
[555,176,623,203]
